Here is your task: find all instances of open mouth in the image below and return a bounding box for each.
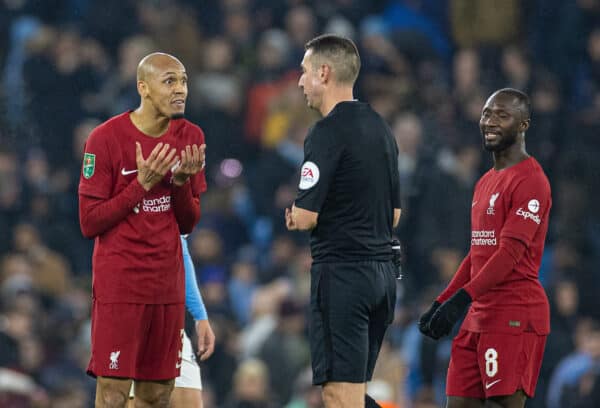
[172,100,185,108]
[484,131,500,142]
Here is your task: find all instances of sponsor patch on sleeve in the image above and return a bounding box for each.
[83,153,96,179]
[527,199,540,213]
[299,161,320,190]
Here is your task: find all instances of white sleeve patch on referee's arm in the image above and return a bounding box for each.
[299,161,320,190]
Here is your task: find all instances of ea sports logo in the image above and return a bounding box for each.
[527,199,540,213]
[302,167,314,178]
[299,161,320,190]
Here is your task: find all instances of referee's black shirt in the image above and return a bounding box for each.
[295,101,401,263]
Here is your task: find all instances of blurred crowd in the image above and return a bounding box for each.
[0,0,600,407]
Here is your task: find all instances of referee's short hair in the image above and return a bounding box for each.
[305,34,361,86]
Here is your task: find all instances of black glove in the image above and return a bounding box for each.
[418,301,440,338]
[427,288,472,339]
[391,239,403,279]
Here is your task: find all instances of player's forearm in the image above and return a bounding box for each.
[79,180,147,238]
[171,182,200,234]
[182,237,208,320]
[437,252,472,303]
[462,237,527,300]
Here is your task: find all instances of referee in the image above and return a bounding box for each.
[285,34,402,408]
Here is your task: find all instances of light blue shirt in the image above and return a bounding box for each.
[181,235,207,320]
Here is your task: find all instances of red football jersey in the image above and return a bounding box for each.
[79,112,207,304]
[462,157,551,334]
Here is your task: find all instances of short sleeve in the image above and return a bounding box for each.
[500,174,551,246]
[189,126,207,196]
[294,124,342,212]
[78,126,113,199]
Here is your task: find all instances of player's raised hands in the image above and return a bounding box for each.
[136,142,178,191]
[172,144,206,186]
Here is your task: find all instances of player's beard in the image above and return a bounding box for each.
[171,112,185,119]
[483,130,518,152]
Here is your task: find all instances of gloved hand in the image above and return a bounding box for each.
[391,239,403,279]
[418,301,440,338]
[427,288,472,339]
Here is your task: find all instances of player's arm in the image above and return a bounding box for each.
[423,238,527,340]
[418,252,471,337]
[78,131,145,238]
[425,175,551,339]
[181,236,215,361]
[171,136,207,234]
[79,185,146,238]
[79,141,178,238]
[171,183,200,234]
[436,252,472,303]
[462,237,527,299]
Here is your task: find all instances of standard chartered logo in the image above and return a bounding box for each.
[142,195,171,213]
[471,230,497,246]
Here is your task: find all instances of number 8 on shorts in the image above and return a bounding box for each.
[484,348,498,377]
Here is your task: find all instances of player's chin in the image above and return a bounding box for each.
[170,110,185,120]
[483,140,500,152]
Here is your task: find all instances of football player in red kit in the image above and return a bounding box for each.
[79,53,206,407]
[418,88,551,408]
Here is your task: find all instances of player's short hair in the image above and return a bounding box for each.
[304,34,360,85]
[495,88,532,120]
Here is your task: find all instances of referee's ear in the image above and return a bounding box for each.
[320,64,332,84]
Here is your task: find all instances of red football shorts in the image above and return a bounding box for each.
[446,329,546,399]
[87,301,185,380]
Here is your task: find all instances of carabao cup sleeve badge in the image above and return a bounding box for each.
[83,153,96,179]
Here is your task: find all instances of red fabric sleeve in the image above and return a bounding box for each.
[437,252,472,303]
[79,179,147,238]
[462,237,527,300]
[171,181,200,234]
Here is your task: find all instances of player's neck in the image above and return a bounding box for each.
[130,107,171,138]
[320,86,355,117]
[492,141,529,170]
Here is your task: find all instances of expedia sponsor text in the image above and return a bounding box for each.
[516,208,541,224]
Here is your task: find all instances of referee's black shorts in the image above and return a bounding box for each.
[309,260,397,385]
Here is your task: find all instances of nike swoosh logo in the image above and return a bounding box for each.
[121,168,138,175]
[485,379,502,389]
[472,201,478,207]
[175,362,182,369]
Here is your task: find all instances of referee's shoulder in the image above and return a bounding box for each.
[305,120,340,149]
[311,113,345,135]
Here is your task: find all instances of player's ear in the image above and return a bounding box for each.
[137,80,148,98]
[520,119,530,132]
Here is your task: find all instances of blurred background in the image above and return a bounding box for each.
[0,0,599,407]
